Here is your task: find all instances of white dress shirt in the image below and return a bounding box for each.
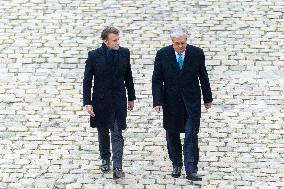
[175,51,185,62]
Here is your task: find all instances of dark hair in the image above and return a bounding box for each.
[101,26,120,40]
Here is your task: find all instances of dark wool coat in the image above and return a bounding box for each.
[152,45,213,133]
[83,44,136,130]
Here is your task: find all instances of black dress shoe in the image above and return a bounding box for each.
[100,159,110,173]
[113,168,125,179]
[171,166,182,178]
[186,173,202,181]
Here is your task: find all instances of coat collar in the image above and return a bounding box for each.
[96,44,124,76]
[168,45,192,73]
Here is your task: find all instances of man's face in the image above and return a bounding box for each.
[172,35,187,53]
[104,33,120,50]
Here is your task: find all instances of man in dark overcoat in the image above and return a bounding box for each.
[152,27,213,181]
[83,26,136,179]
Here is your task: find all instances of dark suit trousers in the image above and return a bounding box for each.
[166,108,199,174]
[97,120,124,169]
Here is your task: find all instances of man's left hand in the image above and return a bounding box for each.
[128,101,134,111]
[204,102,212,112]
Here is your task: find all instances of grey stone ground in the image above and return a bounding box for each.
[0,0,283,188]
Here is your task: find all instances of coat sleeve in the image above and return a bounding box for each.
[198,50,213,103]
[83,51,94,106]
[152,50,164,107]
[124,49,136,101]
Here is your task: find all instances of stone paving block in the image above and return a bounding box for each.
[0,0,283,188]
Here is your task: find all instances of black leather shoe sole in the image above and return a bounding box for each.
[171,173,181,178]
[171,166,182,178]
[100,166,110,173]
[100,159,110,173]
[113,171,125,179]
[186,175,202,181]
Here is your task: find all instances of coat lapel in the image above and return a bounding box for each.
[97,45,117,75]
[168,45,180,74]
[113,50,122,76]
[168,45,192,74]
[181,45,192,73]
[97,46,108,65]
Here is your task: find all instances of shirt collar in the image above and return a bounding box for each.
[175,51,185,57]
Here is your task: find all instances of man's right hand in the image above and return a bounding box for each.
[154,106,163,113]
[85,105,95,117]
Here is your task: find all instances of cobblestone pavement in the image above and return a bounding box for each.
[0,0,284,188]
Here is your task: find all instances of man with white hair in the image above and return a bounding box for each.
[152,27,213,181]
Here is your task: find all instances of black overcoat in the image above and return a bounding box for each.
[152,45,212,133]
[83,44,136,130]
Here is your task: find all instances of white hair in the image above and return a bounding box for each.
[170,27,189,39]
